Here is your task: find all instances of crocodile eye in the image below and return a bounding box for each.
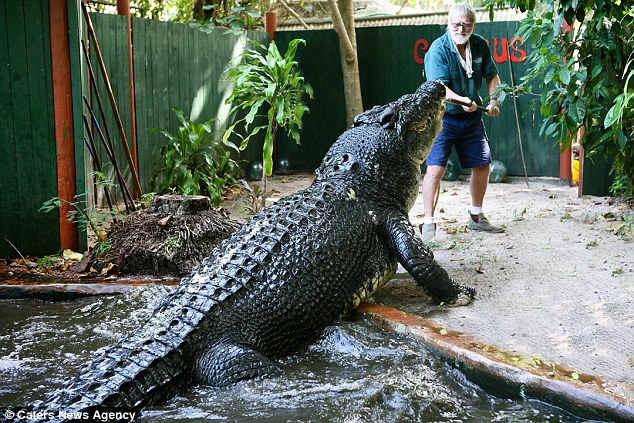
[351,162,360,171]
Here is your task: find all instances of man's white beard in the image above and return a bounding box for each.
[452,33,472,45]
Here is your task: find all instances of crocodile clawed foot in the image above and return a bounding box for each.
[445,285,476,307]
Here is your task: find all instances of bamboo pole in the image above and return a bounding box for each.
[83,98,136,212]
[82,131,115,215]
[81,0,142,198]
[81,39,136,210]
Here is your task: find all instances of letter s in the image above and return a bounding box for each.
[510,36,527,63]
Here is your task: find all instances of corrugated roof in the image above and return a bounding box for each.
[277,7,526,31]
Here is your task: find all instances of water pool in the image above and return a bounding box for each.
[0,286,583,422]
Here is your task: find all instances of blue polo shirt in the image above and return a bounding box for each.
[425,32,498,115]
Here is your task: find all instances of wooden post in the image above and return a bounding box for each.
[265,11,277,41]
[50,0,78,250]
[560,145,572,183]
[265,11,277,163]
[117,0,130,15]
[576,128,585,198]
[118,0,138,174]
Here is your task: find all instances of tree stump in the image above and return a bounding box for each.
[148,194,211,215]
[90,195,241,277]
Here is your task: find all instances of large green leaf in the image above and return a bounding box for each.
[558,66,571,85]
[604,102,620,128]
[567,100,585,126]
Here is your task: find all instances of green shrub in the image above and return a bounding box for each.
[224,39,313,178]
[151,107,240,206]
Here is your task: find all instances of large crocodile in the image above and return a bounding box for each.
[38,80,475,420]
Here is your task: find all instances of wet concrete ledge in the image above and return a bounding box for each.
[358,302,634,423]
[0,278,178,301]
[2,281,632,421]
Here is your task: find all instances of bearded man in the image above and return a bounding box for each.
[420,2,505,242]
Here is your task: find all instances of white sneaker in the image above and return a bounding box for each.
[419,223,437,242]
[467,213,505,233]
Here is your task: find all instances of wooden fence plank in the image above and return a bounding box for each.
[132,16,150,189]
[0,0,58,258]
[6,3,32,254]
[0,1,17,257]
[9,4,36,254]
[33,0,59,248]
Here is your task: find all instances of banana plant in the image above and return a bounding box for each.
[224,38,313,200]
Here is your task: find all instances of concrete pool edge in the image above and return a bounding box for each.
[0,279,178,301]
[358,302,634,423]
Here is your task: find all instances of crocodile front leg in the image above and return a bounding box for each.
[383,211,475,305]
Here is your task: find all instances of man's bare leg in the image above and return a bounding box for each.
[420,165,446,240]
[422,165,447,218]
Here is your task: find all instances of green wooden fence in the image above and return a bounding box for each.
[0,0,59,258]
[88,14,267,201]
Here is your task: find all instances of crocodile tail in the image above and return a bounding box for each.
[41,291,208,420]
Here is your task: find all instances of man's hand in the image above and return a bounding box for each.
[486,99,500,117]
[461,98,479,113]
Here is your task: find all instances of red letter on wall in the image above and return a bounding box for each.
[492,38,509,63]
[509,36,527,63]
[413,38,429,65]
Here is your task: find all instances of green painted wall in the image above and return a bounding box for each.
[0,0,59,258]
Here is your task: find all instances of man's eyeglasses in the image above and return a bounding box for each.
[451,21,474,30]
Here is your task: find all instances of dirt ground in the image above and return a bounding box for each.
[258,173,633,390]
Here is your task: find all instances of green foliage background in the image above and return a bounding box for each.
[484,0,634,197]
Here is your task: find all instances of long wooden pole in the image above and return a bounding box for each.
[50,0,78,250]
[82,126,115,214]
[118,0,138,173]
[506,46,530,188]
[83,98,135,212]
[81,0,142,198]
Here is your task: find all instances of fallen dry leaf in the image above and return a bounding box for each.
[63,249,83,261]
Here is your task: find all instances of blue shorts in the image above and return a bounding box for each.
[425,112,492,169]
